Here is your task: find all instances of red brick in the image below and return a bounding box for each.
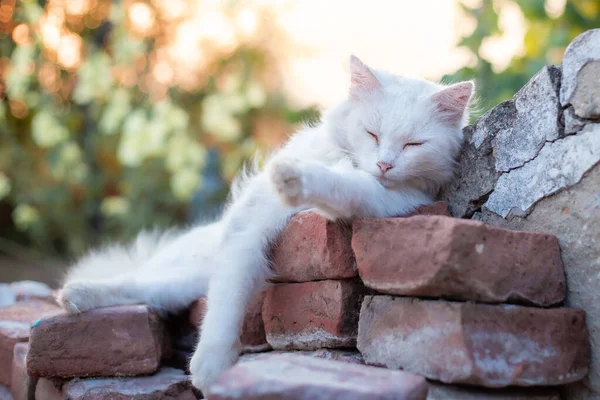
[427,382,561,400]
[408,201,450,216]
[270,212,355,282]
[10,281,54,303]
[61,368,196,400]
[353,216,565,306]
[263,280,365,350]
[357,296,589,387]
[27,305,168,378]
[240,349,364,365]
[209,353,427,400]
[0,302,61,386]
[10,343,35,400]
[190,291,270,353]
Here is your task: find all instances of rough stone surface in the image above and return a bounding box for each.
[239,349,365,365]
[61,368,196,400]
[485,124,600,217]
[270,212,355,282]
[9,281,54,303]
[357,296,589,388]
[10,343,35,400]
[493,66,561,172]
[560,29,600,118]
[353,216,565,306]
[0,301,61,386]
[208,353,428,400]
[440,103,508,217]
[190,291,270,353]
[570,60,600,119]
[427,382,561,400]
[263,280,365,350]
[27,305,168,378]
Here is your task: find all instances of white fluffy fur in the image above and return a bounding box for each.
[57,56,473,393]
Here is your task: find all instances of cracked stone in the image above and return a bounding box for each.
[493,66,561,172]
[440,103,510,217]
[560,29,600,116]
[262,280,365,350]
[564,106,587,134]
[357,296,590,388]
[571,60,600,119]
[484,124,600,217]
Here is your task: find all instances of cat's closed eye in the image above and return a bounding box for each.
[403,142,424,149]
[367,131,379,145]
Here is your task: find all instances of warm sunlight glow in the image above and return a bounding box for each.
[12,24,30,45]
[129,2,155,36]
[57,33,83,69]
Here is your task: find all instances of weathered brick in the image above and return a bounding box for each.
[358,296,589,387]
[427,382,561,400]
[271,212,355,282]
[0,302,61,386]
[27,305,168,378]
[10,281,54,303]
[263,280,365,350]
[10,343,36,400]
[353,216,565,306]
[239,348,364,365]
[36,368,195,400]
[408,201,450,217]
[208,353,428,400]
[63,368,196,400]
[190,291,270,353]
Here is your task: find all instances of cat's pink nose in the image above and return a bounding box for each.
[377,161,393,173]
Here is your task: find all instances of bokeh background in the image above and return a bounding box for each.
[0,0,598,283]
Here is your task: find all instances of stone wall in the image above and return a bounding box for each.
[442,28,600,400]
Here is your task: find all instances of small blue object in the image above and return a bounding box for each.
[31,319,41,328]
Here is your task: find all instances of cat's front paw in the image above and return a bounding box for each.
[269,159,308,207]
[56,282,91,314]
[189,340,240,395]
[56,282,99,314]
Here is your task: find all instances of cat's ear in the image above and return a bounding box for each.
[349,55,381,99]
[431,81,475,124]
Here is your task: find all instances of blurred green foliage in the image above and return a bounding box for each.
[445,0,600,117]
[0,0,317,257]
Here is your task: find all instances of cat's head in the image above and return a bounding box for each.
[327,55,474,194]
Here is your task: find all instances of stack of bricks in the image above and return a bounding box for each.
[209,202,590,399]
[0,202,591,399]
[0,281,198,400]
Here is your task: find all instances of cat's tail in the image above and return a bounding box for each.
[63,229,180,285]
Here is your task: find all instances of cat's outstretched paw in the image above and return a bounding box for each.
[56,282,94,314]
[189,340,240,395]
[269,159,308,207]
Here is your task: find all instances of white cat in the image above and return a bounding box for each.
[57,56,473,392]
